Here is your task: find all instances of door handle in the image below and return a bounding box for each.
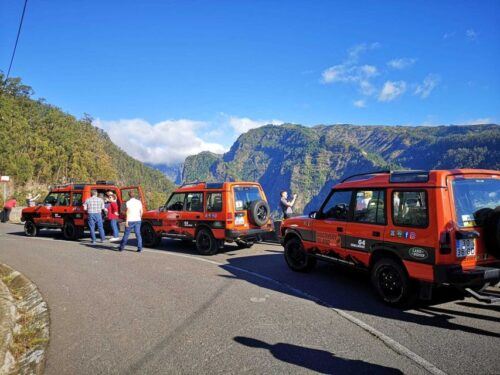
[337,227,343,232]
[372,231,380,237]
[196,215,201,219]
[176,215,180,219]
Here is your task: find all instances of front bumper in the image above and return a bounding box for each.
[435,262,500,287]
[225,228,273,242]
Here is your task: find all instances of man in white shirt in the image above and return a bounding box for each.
[118,190,143,252]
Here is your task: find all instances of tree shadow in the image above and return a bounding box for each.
[234,336,403,374]
[221,253,500,339]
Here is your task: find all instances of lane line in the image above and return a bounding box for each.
[4,234,446,375]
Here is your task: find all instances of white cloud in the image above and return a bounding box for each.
[443,31,456,40]
[353,99,366,108]
[228,116,283,134]
[466,29,478,41]
[94,118,227,165]
[347,42,380,63]
[464,118,492,125]
[387,58,416,70]
[378,81,407,102]
[414,74,440,99]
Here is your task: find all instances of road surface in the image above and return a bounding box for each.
[0,223,498,374]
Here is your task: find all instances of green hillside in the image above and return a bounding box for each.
[0,74,175,208]
[182,123,500,215]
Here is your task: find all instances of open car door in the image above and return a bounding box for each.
[120,186,147,212]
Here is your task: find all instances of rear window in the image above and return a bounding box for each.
[234,186,262,211]
[207,192,222,212]
[452,178,500,227]
[392,191,428,227]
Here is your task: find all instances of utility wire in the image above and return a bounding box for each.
[6,0,29,80]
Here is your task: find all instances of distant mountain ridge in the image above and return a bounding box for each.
[182,123,500,215]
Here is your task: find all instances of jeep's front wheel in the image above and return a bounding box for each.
[196,228,218,255]
[141,223,161,248]
[371,258,415,306]
[284,237,316,272]
[24,220,38,237]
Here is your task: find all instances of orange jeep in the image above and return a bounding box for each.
[141,181,273,255]
[21,181,145,240]
[281,170,500,306]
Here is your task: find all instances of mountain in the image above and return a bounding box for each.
[0,74,175,208]
[147,163,183,185]
[182,123,500,215]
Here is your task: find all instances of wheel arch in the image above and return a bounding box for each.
[369,247,406,270]
[283,229,302,245]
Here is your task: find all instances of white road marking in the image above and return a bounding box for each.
[6,233,446,375]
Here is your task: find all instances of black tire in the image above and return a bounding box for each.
[371,258,416,307]
[195,228,218,255]
[141,223,161,248]
[284,237,316,272]
[248,200,271,227]
[63,220,80,241]
[24,220,38,237]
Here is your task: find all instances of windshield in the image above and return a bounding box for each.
[234,186,262,211]
[452,178,500,227]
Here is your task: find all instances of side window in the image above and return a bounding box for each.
[44,193,59,206]
[165,193,186,211]
[207,192,223,212]
[353,190,386,224]
[72,193,83,207]
[185,192,204,212]
[321,190,352,220]
[56,192,70,206]
[393,191,428,227]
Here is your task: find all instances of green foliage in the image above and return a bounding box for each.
[0,73,175,208]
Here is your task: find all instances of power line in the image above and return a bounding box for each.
[6,0,29,80]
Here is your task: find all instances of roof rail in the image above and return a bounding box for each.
[180,180,205,187]
[340,170,391,183]
[95,180,116,185]
[390,170,429,183]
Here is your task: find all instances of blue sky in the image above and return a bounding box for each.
[1,0,499,165]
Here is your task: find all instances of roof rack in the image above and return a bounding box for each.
[180,181,205,188]
[390,170,429,183]
[340,170,391,183]
[95,180,116,185]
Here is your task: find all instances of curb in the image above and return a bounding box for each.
[0,264,50,375]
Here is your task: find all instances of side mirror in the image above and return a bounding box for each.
[309,211,318,219]
[158,206,165,212]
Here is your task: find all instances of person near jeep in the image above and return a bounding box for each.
[1,197,17,223]
[118,190,143,252]
[280,191,297,219]
[83,189,106,245]
[107,193,120,242]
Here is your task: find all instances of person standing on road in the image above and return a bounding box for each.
[83,190,106,245]
[1,197,17,223]
[26,193,40,207]
[118,191,143,252]
[107,194,120,242]
[280,191,297,220]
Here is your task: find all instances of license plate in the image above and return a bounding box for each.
[235,216,245,226]
[456,239,475,258]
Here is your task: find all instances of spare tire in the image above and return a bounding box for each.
[482,206,500,257]
[248,200,271,227]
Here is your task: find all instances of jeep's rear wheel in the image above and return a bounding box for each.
[284,237,316,272]
[141,223,161,248]
[24,220,38,237]
[63,220,80,241]
[371,258,415,306]
[196,228,218,255]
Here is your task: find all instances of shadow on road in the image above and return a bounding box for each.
[233,336,403,374]
[221,253,500,339]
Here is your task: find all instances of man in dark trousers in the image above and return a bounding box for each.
[280,191,297,219]
[1,197,17,223]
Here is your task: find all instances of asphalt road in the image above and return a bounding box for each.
[0,223,499,374]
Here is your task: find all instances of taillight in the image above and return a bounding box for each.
[227,212,233,223]
[439,231,451,254]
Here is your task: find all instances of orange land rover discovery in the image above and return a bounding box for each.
[141,181,273,255]
[281,170,500,306]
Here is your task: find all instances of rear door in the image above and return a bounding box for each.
[51,192,71,227]
[181,192,204,236]
[344,189,386,261]
[312,190,353,255]
[70,191,85,226]
[120,186,147,211]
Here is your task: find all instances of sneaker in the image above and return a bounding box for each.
[117,247,124,252]
[90,242,96,245]
[110,237,120,242]
[137,248,142,253]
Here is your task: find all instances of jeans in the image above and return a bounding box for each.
[1,208,11,223]
[88,213,105,243]
[119,221,142,251]
[110,219,119,238]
